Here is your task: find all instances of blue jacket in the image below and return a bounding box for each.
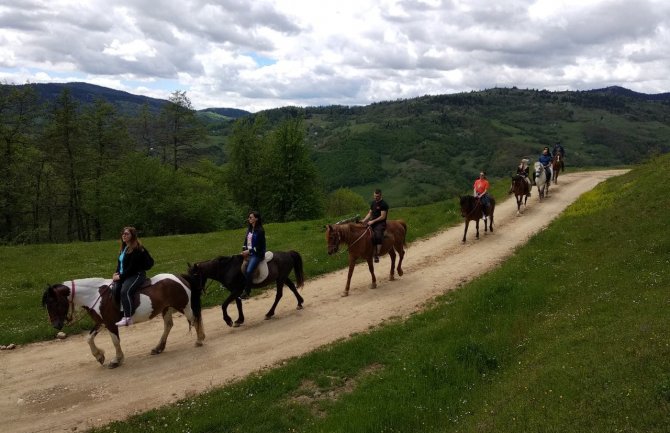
[539,153,553,166]
[242,227,266,257]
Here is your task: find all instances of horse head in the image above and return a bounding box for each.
[459,195,476,217]
[41,284,70,330]
[325,224,341,255]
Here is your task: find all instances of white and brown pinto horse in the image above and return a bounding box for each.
[42,273,205,368]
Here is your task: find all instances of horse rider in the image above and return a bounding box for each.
[473,171,491,219]
[241,210,266,299]
[553,141,565,170]
[112,226,154,326]
[361,188,388,263]
[538,146,553,182]
[509,158,531,196]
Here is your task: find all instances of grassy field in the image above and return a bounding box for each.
[82,154,669,433]
[0,182,513,346]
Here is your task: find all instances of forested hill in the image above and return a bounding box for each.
[11,82,251,119]
[250,86,670,204]
[2,81,670,244]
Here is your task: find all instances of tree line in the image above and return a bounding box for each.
[0,85,362,245]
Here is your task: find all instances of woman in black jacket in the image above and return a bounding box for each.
[112,226,154,326]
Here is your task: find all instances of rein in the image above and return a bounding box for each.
[65,280,103,326]
[331,225,371,255]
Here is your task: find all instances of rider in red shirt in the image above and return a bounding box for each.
[473,171,491,217]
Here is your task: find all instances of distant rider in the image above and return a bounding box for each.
[538,147,553,182]
[509,158,531,196]
[473,171,491,219]
[553,141,565,171]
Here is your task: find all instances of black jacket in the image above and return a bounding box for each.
[116,245,154,280]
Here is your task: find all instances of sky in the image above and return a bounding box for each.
[1,0,670,112]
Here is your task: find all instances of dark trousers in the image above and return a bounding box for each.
[117,272,145,318]
[371,222,386,245]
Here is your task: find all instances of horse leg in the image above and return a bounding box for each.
[265,281,283,319]
[182,303,205,347]
[151,308,174,355]
[221,292,238,327]
[87,323,105,365]
[388,248,397,281]
[367,256,377,289]
[462,220,469,242]
[396,243,405,277]
[284,278,304,310]
[342,258,357,297]
[107,330,125,369]
[489,212,494,232]
[233,296,245,328]
[475,219,480,239]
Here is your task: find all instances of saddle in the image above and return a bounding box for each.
[241,251,274,284]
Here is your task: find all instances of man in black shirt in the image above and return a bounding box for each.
[361,189,389,263]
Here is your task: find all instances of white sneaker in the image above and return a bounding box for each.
[115,317,133,326]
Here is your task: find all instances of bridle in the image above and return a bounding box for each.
[328,224,371,255]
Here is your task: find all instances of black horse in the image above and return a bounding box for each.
[188,251,304,327]
[460,195,495,242]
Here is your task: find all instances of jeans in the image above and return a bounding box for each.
[244,254,262,292]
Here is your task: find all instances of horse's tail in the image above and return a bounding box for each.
[290,250,305,288]
[183,273,203,322]
[396,219,408,247]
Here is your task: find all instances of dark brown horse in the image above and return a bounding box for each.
[325,220,407,296]
[41,274,205,368]
[552,154,562,184]
[511,175,530,215]
[460,195,495,242]
[187,251,304,327]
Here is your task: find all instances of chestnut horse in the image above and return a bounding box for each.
[42,274,205,368]
[460,195,495,242]
[511,175,530,215]
[187,251,304,327]
[325,220,407,296]
[552,154,562,184]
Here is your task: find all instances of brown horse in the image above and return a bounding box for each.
[325,220,407,296]
[460,195,495,242]
[552,154,562,184]
[511,175,530,215]
[42,274,205,368]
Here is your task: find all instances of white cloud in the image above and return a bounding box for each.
[1,0,669,112]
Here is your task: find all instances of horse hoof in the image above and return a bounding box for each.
[341,291,349,297]
[296,305,303,310]
[96,356,105,365]
[224,319,233,327]
[151,348,163,355]
[398,270,403,276]
[264,315,272,320]
[195,341,204,347]
[107,361,120,369]
[233,322,242,328]
[389,275,395,281]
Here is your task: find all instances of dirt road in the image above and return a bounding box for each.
[0,170,626,433]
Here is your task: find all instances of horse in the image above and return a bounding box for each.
[534,161,551,199]
[187,251,304,328]
[552,154,562,184]
[325,220,407,297]
[41,273,205,369]
[510,175,531,215]
[460,195,495,242]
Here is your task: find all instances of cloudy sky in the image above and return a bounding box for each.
[1,0,669,112]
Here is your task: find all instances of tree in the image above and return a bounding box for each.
[0,84,40,242]
[224,115,268,211]
[261,118,323,221]
[158,91,205,170]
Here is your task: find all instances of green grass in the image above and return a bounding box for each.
[84,154,670,433]
[3,181,514,345]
